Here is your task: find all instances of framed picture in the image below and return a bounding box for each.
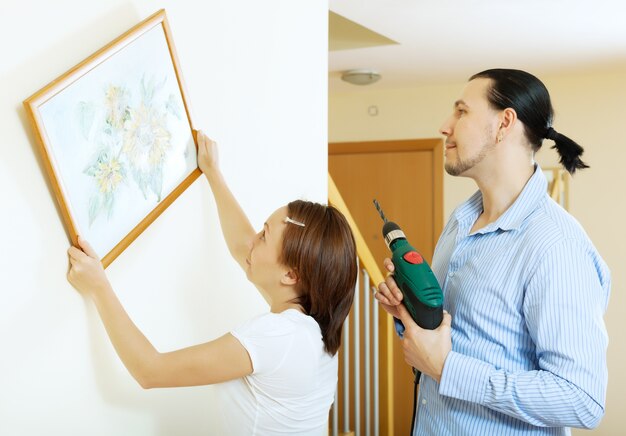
[543,167,569,210]
[24,10,200,268]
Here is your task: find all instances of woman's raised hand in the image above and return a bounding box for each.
[67,236,110,297]
[196,129,219,174]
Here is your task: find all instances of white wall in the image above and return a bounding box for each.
[0,1,327,435]
[330,68,626,435]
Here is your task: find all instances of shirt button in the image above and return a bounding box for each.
[448,271,454,278]
[422,399,427,405]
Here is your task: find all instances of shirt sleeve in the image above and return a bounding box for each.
[438,238,610,429]
[230,312,297,375]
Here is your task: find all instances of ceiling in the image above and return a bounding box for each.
[329,0,626,91]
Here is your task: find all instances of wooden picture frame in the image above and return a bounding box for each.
[24,9,200,268]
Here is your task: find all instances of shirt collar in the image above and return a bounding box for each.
[453,165,547,234]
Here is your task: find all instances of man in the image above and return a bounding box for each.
[375,69,610,435]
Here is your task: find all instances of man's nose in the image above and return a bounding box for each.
[439,116,453,136]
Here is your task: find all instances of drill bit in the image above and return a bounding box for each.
[373,199,388,223]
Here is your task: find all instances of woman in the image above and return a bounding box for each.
[67,130,357,435]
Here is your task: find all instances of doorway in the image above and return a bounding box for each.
[329,138,443,436]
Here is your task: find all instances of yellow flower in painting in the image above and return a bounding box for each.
[84,149,127,225]
[105,85,129,130]
[94,158,124,194]
[122,103,172,173]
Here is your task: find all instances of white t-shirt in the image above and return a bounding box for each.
[216,309,338,435]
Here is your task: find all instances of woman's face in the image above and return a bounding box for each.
[245,206,291,289]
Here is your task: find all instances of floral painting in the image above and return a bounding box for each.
[81,76,183,225]
[28,16,198,263]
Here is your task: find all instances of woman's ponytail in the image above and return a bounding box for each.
[545,127,589,174]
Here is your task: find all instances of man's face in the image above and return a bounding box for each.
[439,78,501,177]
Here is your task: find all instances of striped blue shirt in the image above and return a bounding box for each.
[404,166,610,435]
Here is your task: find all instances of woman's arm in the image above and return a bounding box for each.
[196,130,256,270]
[68,237,252,388]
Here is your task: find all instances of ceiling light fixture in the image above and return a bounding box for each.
[341,69,381,86]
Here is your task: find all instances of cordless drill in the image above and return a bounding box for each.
[374,200,443,436]
[374,200,444,368]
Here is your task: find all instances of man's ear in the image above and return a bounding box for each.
[499,107,517,130]
[280,269,299,286]
[496,107,517,143]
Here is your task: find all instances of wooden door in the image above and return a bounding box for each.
[329,138,443,436]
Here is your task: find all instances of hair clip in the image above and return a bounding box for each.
[284,216,305,227]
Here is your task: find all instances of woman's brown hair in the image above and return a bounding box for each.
[280,200,357,355]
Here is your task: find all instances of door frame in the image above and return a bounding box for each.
[329,138,444,251]
[329,138,444,436]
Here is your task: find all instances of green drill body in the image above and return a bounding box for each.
[374,199,443,330]
[388,236,443,330]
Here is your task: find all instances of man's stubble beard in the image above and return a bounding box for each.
[445,129,496,176]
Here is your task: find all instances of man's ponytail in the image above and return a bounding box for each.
[545,127,589,174]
